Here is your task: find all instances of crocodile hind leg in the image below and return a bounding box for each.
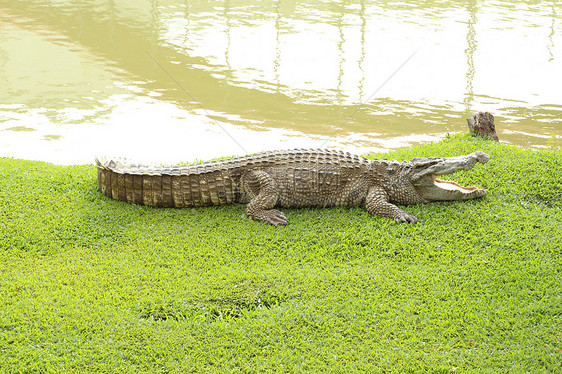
[241,170,288,226]
[365,187,419,224]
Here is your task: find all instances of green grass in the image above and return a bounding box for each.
[0,134,560,373]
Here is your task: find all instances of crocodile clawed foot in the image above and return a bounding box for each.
[251,209,288,226]
[396,212,419,224]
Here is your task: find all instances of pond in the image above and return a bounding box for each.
[1,0,561,164]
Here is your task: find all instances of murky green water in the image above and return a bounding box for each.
[1,0,561,164]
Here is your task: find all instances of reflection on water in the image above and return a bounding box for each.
[0,0,560,164]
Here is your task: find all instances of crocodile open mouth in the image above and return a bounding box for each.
[433,177,480,193]
[410,151,489,201]
[414,173,487,202]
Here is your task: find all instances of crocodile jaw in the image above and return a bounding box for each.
[416,176,487,201]
[410,151,489,202]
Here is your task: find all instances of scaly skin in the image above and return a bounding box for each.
[96,149,489,225]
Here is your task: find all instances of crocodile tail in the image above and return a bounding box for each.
[95,156,134,171]
[95,156,135,203]
[95,156,169,207]
[95,157,236,208]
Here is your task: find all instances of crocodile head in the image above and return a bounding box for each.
[408,151,490,202]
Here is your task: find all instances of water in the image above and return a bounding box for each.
[1,0,561,165]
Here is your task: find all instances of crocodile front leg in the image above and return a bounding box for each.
[241,170,288,226]
[365,187,418,224]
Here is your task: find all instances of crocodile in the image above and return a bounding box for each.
[96,149,490,225]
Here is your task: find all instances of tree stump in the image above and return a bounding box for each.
[467,112,499,141]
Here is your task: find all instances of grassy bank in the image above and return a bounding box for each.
[0,134,560,373]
